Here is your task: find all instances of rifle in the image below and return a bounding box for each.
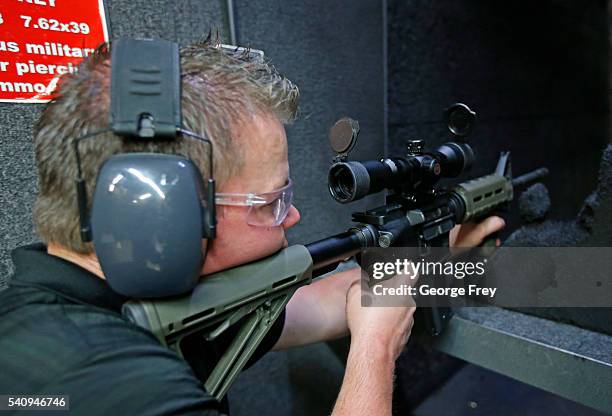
[123,103,547,401]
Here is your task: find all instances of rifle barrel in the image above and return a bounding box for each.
[305,225,378,274]
[512,167,549,188]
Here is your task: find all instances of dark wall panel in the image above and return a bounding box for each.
[388,0,609,234]
[0,107,40,284]
[231,0,386,245]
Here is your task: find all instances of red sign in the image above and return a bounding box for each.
[0,0,108,102]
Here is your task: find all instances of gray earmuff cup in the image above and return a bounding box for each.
[91,153,206,298]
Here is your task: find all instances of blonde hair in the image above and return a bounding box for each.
[34,36,299,253]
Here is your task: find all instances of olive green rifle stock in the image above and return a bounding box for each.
[123,244,313,401]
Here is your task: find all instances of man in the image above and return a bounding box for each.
[0,38,504,415]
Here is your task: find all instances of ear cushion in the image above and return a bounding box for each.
[91,153,206,298]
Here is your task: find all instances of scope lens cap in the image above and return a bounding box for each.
[329,117,359,155]
[445,103,476,138]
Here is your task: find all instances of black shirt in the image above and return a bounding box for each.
[0,244,285,415]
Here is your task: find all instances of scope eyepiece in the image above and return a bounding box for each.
[328,161,377,203]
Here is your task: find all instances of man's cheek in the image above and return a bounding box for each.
[261,227,287,250]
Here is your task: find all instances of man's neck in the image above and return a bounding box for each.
[47,243,106,280]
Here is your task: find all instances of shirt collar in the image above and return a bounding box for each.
[10,243,129,313]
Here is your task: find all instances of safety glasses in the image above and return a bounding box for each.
[215,179,294,227]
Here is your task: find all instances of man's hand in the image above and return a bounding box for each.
[333,216,503,415]
[332,278,415,416]
[449,216,505,247]
[345,279,415,361]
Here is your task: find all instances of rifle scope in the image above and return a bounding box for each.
[328,141,474,203]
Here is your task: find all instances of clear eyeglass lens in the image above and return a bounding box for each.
[246,186,293,227]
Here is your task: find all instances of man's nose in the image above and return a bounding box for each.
[282,205,301,230]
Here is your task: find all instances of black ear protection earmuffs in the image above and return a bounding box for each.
[73,38,216,298]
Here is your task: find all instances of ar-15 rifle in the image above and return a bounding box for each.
[123,103,548,401]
